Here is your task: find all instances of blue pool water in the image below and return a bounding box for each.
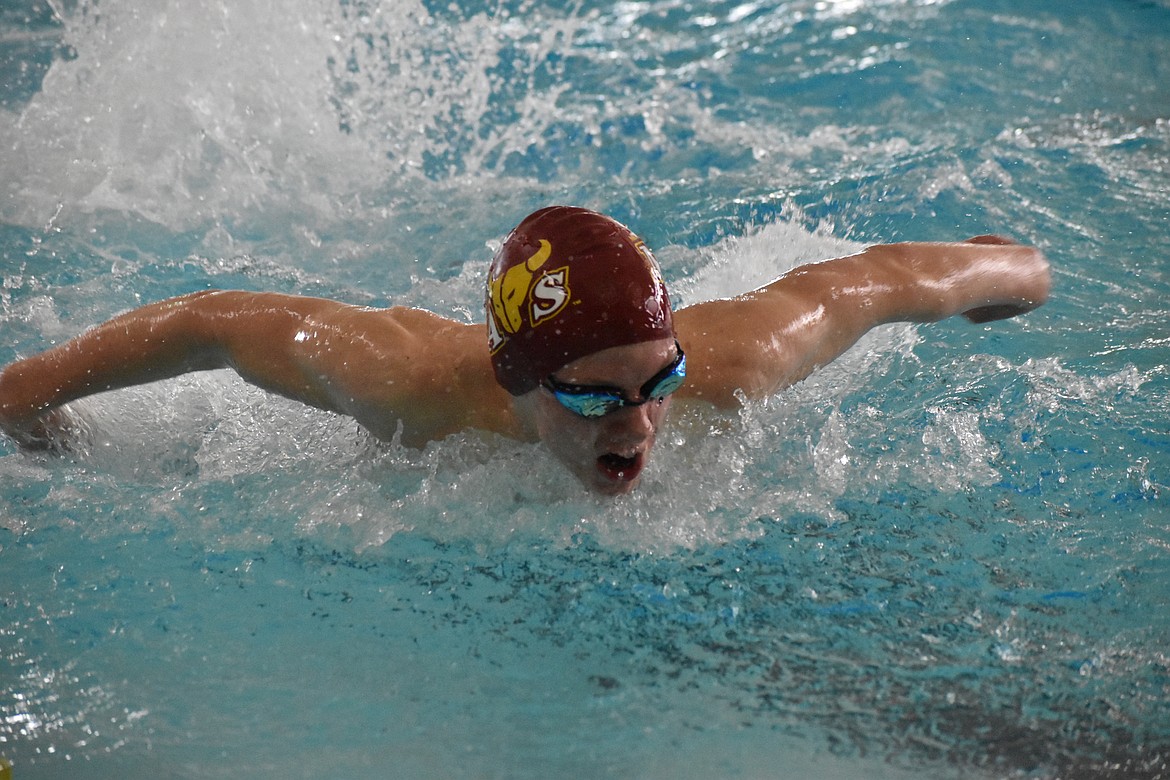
[1,0,1168,777]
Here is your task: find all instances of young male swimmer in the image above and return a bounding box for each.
[0,206,1050,495]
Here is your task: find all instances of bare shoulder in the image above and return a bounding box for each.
[671,258,855,406]
[293,305,519,444]
[201,295,521,444]
[672,292,809,407]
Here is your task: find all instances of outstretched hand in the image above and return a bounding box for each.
[960,234,1049,323]
[0,406,87,453]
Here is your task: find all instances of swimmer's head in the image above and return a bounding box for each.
[485,206,675,396]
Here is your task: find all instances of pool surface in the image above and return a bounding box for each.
[1,0,1168,777]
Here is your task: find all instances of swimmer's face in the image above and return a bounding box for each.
[521,338,678,495]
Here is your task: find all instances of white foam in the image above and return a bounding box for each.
[0,0,897,249]
[669,215,863,306]
[1,214,973,555]
[1,0,385,231]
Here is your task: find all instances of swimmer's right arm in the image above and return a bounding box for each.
[0,291,236,447]
[0,290,508,448]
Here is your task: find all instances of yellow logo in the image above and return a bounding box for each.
[490,239,551,334]
[487,239,571,353]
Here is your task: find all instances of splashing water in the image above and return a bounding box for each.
[2,0,1169,777]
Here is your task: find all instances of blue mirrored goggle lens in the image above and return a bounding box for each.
[546,346,686,418]
[646,357,686,397]
[552,390,625,418]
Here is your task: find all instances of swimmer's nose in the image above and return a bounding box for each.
[604,399,657,443]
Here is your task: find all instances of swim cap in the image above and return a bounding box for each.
[486,206,674,396]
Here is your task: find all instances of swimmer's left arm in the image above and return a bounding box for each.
[675,236,1050,404]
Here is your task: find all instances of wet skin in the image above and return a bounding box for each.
[522,338,677,495]
[0,237,1051,495]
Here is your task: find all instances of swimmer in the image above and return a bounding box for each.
[0,206,1050,494]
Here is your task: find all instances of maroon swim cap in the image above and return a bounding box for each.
[485,206,675,396]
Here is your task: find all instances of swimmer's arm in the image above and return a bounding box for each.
[675,236,1050,404]
[0,291,235,447]
[0,290,510,448]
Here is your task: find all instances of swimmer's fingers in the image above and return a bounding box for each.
[962,303,1037,323]
[964,234,1018,246]
[4,407,90,454]
[957,235,1050,323]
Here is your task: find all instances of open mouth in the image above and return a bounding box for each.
[597,452,643,482]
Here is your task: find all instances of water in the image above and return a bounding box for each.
[1,0,1168,777]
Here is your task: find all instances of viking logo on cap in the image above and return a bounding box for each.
[486,239,571,354]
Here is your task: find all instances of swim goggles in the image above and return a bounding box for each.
[541,341,686,418]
